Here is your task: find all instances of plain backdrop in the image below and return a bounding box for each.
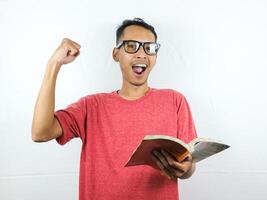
[1,0,267,199]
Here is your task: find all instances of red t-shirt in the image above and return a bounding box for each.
[55,88,197,200]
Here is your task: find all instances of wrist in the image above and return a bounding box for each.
[46,59,62,74]
[43,60,62,82]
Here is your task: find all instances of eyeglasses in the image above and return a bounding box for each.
[115,40,161,56]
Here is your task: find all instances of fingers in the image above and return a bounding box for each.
[163,150,192,169]
[67,47,79,57]
[62,38,81,56]
[153,150,179,180]
[151,154,174,180]
[62,38,81,49]
[63,38,81,48]
[152,149,193,180]
[49,38,81,66]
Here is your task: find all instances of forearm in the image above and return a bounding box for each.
[31,61,61,141]
[32,38,81,142]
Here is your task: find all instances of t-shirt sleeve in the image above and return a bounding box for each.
[54,97,87,145]
[174,91,197,143]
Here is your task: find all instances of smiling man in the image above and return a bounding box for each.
[32,18,197,200]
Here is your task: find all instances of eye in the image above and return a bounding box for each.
[126,41,138,51]
[145,45,151,51]
[145,43,157,54]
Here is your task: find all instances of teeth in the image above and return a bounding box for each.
[133,64,147,68]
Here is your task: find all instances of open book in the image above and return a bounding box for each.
[125,135,230,170]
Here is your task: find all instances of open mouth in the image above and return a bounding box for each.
[132,64,147,76]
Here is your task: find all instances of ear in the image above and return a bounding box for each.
[112,48,119,62]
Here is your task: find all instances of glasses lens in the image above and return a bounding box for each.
[144,43,159,55]
[124,41,139,53]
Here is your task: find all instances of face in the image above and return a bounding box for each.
[113,25,157,87]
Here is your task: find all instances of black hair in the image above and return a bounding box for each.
[116,18,158,44]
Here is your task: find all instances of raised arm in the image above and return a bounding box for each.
[31,38,81,142]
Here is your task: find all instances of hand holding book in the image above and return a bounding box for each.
[125,135,230,172]
[152,149,195,180]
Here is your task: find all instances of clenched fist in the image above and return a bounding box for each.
[49,38,81,66]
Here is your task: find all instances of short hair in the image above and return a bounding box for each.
[116,18,158,44]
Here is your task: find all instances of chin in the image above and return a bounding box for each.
[131,80,148,87]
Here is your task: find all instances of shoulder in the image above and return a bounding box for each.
[151,88,189,108]
[79,91,115,105]
[151,88,185,99]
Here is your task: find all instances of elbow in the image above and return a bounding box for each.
[31,135,45,143]
[31,128,50,143]
[31,119,61,142]
[31,131,45,142]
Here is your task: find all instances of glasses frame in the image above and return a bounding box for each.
[115,40,161,56]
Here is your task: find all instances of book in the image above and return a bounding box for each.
[125,135,230,170]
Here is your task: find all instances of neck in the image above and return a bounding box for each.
[118,83,150,100]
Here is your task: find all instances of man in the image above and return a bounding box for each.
[32,18,197,200]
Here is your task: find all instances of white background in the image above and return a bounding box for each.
[1,0,267,199]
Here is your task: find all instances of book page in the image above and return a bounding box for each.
[191,141,230,162]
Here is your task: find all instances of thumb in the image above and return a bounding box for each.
[62,55,77,64]
[67,47,80,57]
